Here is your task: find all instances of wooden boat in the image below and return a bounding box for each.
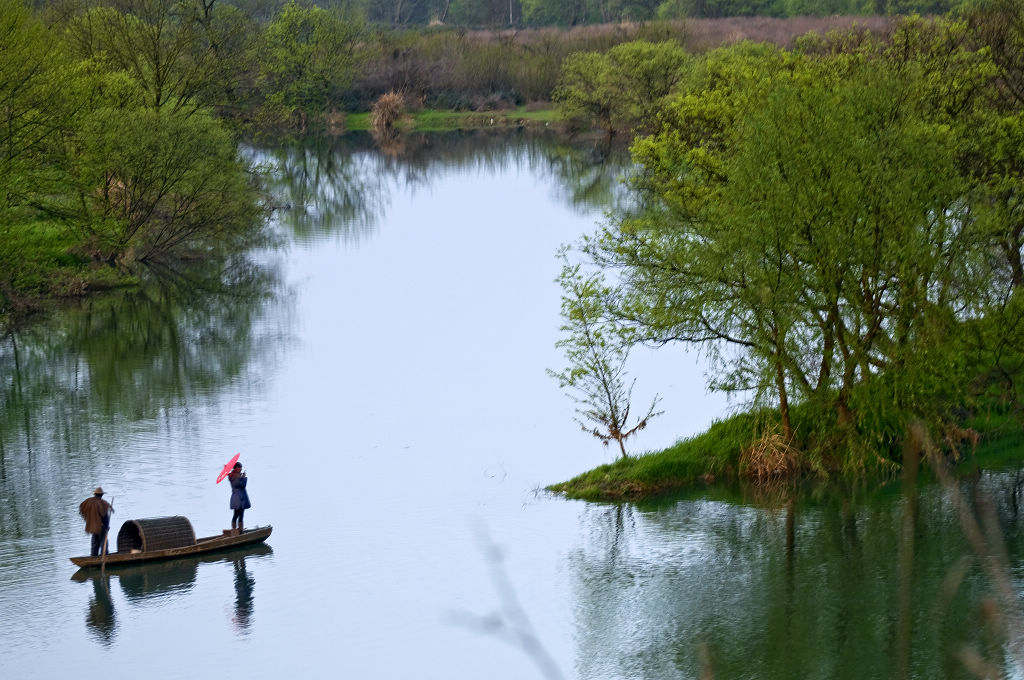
[70,543,273,588]
[70,516,272,568]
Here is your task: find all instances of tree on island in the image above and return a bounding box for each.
[571,17,1024,470]
[549,251,663,458]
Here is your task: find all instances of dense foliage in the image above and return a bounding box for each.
[197,0,969,25]
[12,0,861,325]
[0,0,268,324]
[555,4,1024,475]
[6,0,1021,478]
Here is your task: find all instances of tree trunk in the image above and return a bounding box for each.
[771,324,792,440]
[775,358,792,441]
[1002,225,1024,289]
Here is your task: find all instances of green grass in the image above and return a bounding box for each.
[958,422,1024,472]
[548,400,1024,503]
[547,413,759,502]
[1,217,137,327]
[344,107,559,133]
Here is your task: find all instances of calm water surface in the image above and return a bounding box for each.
[2,131,1023,680]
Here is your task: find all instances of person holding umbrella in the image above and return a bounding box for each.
[79,487,113,556]
[227,462,251,532]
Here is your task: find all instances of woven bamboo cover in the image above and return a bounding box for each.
[116,516,196,553]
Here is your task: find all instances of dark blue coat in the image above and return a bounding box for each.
[229,474,251,510]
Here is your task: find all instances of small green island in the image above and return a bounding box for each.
[4,0,1024,503]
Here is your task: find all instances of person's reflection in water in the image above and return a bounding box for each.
[231,555,255,634]
[85,572,117,646]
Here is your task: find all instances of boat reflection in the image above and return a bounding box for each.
[71,543,273,644]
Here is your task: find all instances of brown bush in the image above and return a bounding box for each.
[371,91,406,134]
[740,426,799,482]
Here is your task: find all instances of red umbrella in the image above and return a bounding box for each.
[216,453,241,484]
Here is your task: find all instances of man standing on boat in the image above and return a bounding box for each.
[79,487,113,556]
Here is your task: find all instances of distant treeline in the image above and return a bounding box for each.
[21,1,903,119]
[244,0,968,24]
[39,0,966,26]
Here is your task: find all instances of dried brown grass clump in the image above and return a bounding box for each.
[371,91,406,135]
[740,427,799,482]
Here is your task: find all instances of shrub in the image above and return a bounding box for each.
[370,91,407,134]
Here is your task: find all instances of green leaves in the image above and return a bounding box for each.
[70,107,263,262]
[553,39,688,135]
[0,0,72,209]
[258,1,366,123]
[63,0,234,115]
[572,19,1024,467]
[549,250,662,458]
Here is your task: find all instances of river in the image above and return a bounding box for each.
[1,130,1023,680]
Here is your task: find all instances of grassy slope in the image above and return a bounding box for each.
[1,218,132,325]
[548,408,1024,502]
[547,414,756,502]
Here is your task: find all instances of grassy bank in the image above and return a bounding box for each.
[1,218,136,327]
[344,106,560,132]
[547,414,758,503]
[547,409,1024,503]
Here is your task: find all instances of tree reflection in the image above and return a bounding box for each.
[569,478,1023,679]
[0,254,289,533]
[540,137,635,215]
[0,256,284,428]
[250,134,395,245]
[253,129,634,247]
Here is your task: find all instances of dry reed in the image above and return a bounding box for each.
[740,426,799,482]
[370,91,407,134]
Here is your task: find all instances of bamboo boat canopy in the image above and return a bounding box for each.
[116,516,196,553]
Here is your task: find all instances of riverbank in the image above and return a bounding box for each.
[0,113,560,332]
[0,217,141,329]
[547,408,1024,502]
[344,106,560,133]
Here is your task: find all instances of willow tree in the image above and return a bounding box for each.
[962,0,1024,291]
[0,0,67,209]
[581,29,1004,467]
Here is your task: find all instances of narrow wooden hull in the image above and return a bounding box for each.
[70,525,272,568]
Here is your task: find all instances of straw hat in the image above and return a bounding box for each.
[94,487,104,496]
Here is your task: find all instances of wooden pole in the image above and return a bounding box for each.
[101,497,114,571]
